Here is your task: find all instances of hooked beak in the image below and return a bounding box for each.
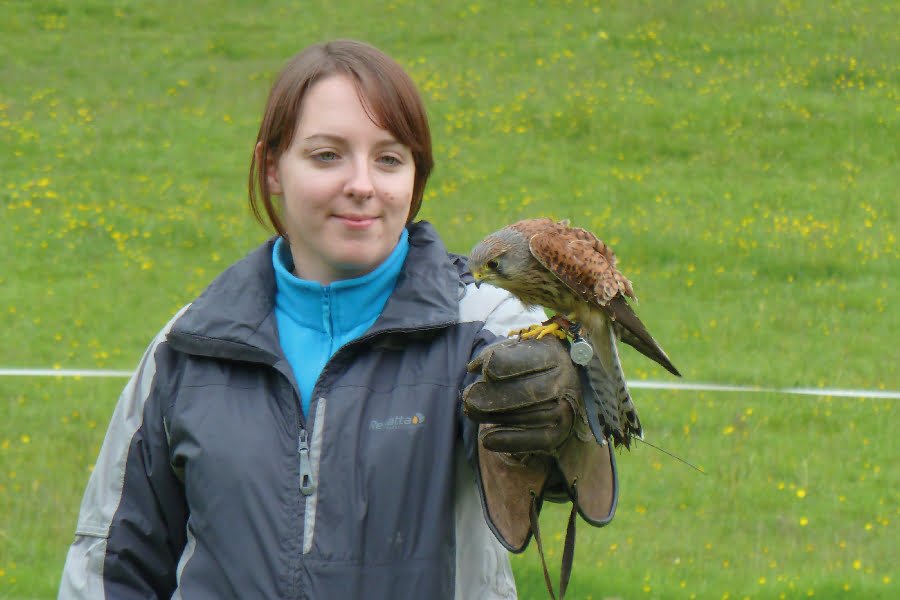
[472,268,484,288]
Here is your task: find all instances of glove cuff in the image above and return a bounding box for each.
[474,422,618,552]
[475,431,552,552]
[554,430,618,527]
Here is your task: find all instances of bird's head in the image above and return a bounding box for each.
[468,227,533,290]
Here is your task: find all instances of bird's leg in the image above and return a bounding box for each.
[510,314,574,341]
[567,321,584,338]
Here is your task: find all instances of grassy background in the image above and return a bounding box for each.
[1,0,896,598]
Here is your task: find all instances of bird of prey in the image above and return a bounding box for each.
[469,218,680,449]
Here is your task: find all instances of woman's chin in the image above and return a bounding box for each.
[329,250,389,278]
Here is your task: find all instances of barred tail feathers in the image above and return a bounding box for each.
[588,320,642,448]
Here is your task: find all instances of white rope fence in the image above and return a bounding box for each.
[1,367,897,399]
[0,368,133,378]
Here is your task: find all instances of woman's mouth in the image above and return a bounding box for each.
[335,214,377,229]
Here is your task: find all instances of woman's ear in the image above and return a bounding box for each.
[256,141,282,195]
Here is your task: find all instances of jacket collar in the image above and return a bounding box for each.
[375,221,459,333]
[167,221,459,364]
[271,230,409,336]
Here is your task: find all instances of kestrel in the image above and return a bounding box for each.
[469,218,680,449]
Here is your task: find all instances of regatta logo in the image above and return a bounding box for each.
[369,413,426,431]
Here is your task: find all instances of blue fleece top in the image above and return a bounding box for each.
[272,230,410,417]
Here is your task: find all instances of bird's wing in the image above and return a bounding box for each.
[525,224,631,307]
[527,224,680,377]
[607,297,681,377]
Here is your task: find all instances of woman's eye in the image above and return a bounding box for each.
[378,155,401,166]
[313,151,338,162]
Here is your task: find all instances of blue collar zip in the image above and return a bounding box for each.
[272,230,410,336]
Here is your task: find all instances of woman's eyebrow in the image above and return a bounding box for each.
[303,133,346,143]
[303,133,404,147]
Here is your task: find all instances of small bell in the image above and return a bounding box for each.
[569,336,594,365]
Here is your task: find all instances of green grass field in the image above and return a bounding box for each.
[1,1,897,598]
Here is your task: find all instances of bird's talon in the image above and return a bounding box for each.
[511,323,568,341]
[539,327,569,340]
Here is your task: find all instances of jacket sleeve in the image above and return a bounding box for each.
[59,320,188,599]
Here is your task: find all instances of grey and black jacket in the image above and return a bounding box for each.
[59,222,544,600]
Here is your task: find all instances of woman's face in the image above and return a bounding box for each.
[266,75,415,284]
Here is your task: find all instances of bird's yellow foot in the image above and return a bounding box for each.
[513,322,568,340]
[509,316,571,340]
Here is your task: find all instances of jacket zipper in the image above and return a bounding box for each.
[298,429,316,496]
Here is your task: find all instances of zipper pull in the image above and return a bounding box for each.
[298,430,316,496]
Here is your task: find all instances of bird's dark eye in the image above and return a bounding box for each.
[486,259,499,270]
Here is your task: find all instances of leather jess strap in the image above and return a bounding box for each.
[529,482,579,600]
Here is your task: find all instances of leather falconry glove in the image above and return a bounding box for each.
[463,336,618,600]
[463,337,577,455]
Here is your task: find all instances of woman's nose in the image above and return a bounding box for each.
[343,160,374,200]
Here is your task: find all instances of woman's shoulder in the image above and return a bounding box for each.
[165,238,279,343]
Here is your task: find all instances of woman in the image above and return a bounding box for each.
[59,40,609,599]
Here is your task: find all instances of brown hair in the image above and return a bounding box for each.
[249,40,434,236]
